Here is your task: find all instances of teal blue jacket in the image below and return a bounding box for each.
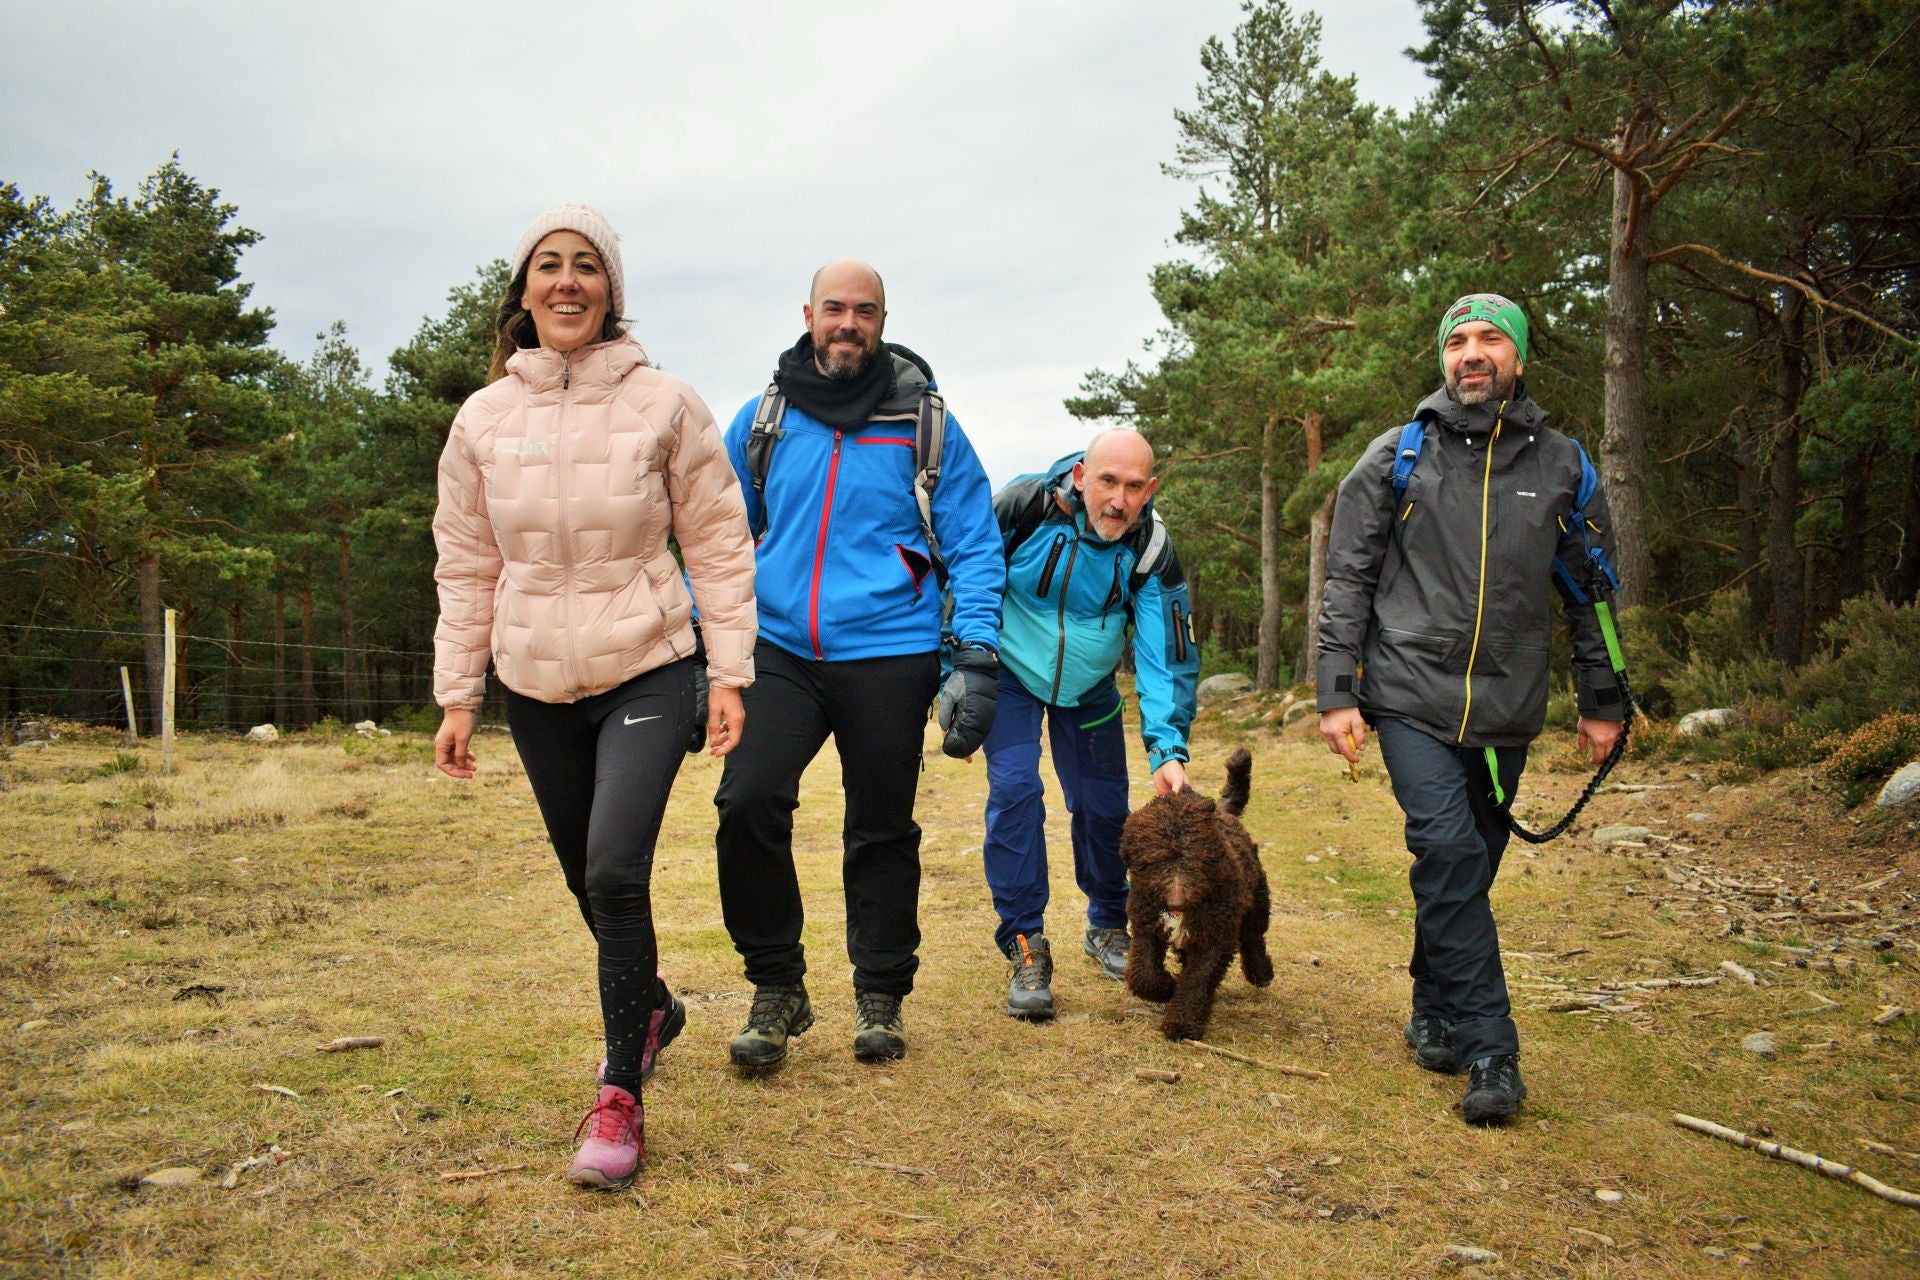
[993,453,1198,771]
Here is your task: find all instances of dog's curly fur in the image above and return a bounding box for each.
[1122,748,1273,1041]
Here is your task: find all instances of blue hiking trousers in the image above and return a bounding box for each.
[980,672,1131,957]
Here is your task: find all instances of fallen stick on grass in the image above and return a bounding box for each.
[317,1036,384,1053]
[843,1157,934,1177]
[1178,1039,1331,1080]
[1135,1068,1181,1084]
[1671,1114,1920,1210]
[438,1164,527,1183]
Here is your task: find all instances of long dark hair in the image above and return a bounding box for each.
[486,256,626,383]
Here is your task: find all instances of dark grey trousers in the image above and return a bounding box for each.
[1374,717,1529,1066]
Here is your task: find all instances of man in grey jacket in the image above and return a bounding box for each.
[1316,293,1630,1124]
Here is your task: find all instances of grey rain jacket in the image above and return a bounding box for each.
[1315,383,1630,748]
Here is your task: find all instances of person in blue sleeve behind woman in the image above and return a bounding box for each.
[714,259,1005,1068]
[980,428,1199,1020]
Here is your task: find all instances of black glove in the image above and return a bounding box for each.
[936,643,999,758]
[687,625,709,754]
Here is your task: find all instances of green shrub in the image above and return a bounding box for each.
[385,704,443,734]
[1820,711,1920,807]
[1665,591,1789,711]
[1790,595,1920,733]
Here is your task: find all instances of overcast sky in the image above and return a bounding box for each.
[4,1,1431,486]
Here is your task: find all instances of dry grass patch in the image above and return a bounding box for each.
[0,714,1915,1278]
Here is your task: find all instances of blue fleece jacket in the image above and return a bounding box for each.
[993,453,1198,771]
[722,388,1003,663]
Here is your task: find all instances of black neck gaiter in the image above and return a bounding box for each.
[773,333,896,429]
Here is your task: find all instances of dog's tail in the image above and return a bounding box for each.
[1221,747,1252,816]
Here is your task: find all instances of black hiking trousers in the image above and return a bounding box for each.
[505,659,699,1089]
[714,641,939,998]
[1375,716,1529,1067]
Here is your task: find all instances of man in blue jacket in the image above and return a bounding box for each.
[981,428,1199,1020]
[716,259,1005,1067]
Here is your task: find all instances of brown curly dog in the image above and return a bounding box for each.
[1122,748,1274,1041]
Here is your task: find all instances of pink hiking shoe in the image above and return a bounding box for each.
[596,978,688,1086]
[568,1084,643,1189]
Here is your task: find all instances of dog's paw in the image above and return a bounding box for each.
[1159,1016,1203,1042]
[1128,974,1176,1003]
[1243,952,1275,987]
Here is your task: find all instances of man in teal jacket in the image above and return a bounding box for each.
[981,428,1199,1020]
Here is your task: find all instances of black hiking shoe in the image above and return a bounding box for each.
[1461,1054,1527,1125]
[1403,1015,1458,1074]
[852,990,907,1062]
[729,983,813,1069]
[1083,926,1129,981]
[1006,933,1055,1021]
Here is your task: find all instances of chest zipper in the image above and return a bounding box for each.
[1456,404,1504,742]
[556,354,583,695]
[808,430,845,660]
[1035,533,1067,597]
[1050,540,1081,702]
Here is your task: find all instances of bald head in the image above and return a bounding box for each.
[804,259,887,379]
[809,258,886,311]
[1073,428,1159,541]
[1084,427,1156,476]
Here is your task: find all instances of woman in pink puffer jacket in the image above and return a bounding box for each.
[431,203,755,1190]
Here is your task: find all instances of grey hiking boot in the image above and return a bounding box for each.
[852,990,907,1062]
[1403,1014,1458,1074]
[1084,926,1129,981]
[1461,1054,1528,1125]
[1006,933,1055,1021]
[729,983,813,1069]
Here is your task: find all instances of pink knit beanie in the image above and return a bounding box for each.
[511,203,625,318]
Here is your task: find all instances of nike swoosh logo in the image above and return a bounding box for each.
[623,714,661,726]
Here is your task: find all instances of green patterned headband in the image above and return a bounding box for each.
[1437,294,1528,374]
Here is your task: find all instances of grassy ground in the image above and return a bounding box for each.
[1,699,1916,1279]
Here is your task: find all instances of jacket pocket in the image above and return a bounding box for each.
[896,545,933,598]
[1035,532,1069,597]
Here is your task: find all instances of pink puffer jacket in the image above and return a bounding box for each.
[432,337,756,709]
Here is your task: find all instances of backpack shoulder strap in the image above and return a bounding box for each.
[1128,510,1171,592]
[1389,419,1426,503]
[914,389,949,587]
[743,382,785,537]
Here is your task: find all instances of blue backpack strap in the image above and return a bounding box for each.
[1389,419,1425,505]
[1565,440,1621,594]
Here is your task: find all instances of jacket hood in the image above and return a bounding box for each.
[1415,380,1548,435]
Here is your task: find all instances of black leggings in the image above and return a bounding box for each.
[504,660,698,1090]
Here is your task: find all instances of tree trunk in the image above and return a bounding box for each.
[1733,406,1766,630]
[226,599,244,730]
[1833,434,1875,605]
[1256,412,1283,689]
[1898,446,1920,604]
[299,576,316,725]
[1768,287,1807,666]
[139,550,165,731]
[1600,127,1654,610]
[1291,409,1331,685]
[338,534,362,721]
[273,587,288,727]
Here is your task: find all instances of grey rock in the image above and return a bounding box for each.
[1444,1245,1500,1264]
[1590,824,1655,845]
[1740,1031,1778,1058]
[244,724,278,742]
[1684,811,1713,823]
[1678,707,1738,736]
[1282,698,1319,727]
[139,1166,203,1188]
[1875,760,1920,809]
[1197,673,1254,702]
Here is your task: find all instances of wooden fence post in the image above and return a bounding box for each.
[119,666,139,743]
[162,608,176,776]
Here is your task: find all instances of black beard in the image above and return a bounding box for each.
[1447,364,1517,406]
[819,333,876,380]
